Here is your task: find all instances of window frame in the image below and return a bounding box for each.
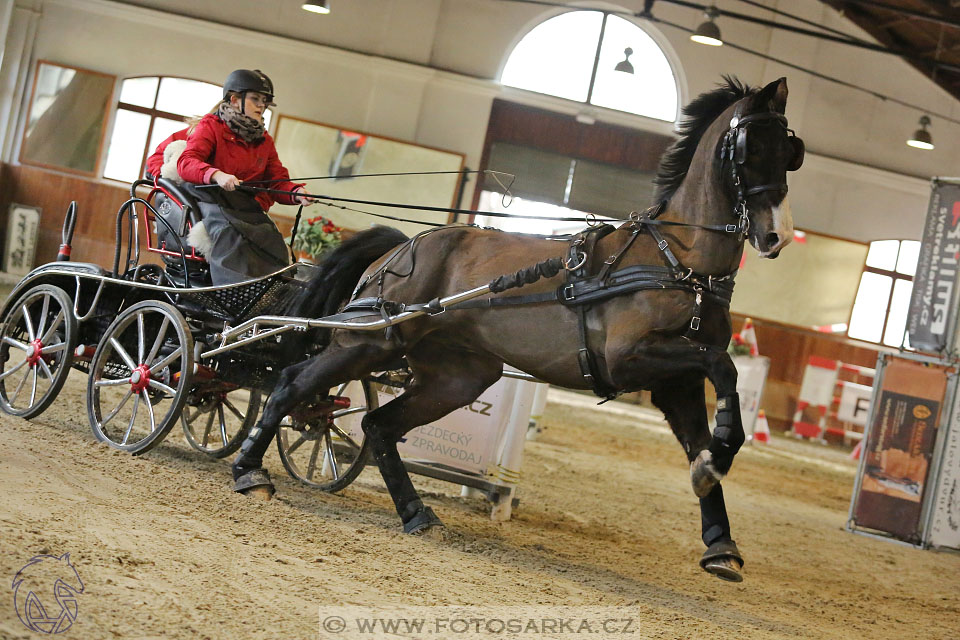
[499,10,681,123]
[846,239,916,347]
[103,75,273,184]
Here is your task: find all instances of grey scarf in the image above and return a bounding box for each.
[218,101,265,143]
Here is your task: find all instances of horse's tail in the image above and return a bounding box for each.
[283,226,409,358]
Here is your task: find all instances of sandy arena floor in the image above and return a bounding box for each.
[0,377,958,639]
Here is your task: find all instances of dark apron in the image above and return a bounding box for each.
[184,185,290,285]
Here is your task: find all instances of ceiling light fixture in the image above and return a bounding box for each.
[302,1,330,14]
[907,115,934,150]
[690,6,723,47]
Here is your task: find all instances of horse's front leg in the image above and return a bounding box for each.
[612,342,745,581]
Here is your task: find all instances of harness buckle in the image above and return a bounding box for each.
[562,284,576,301]
[604,254,618,265]
[690,316,701,331]
[657,239,668,251]
[725,224,738,233]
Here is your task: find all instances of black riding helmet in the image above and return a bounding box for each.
[223,69,275,113]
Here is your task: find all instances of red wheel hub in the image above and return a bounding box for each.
[129,364,151,393]
[25,339,43,367]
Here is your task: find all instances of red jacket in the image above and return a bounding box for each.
[145,127,188,178]
[176,113,303,211]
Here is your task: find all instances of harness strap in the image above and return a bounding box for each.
[566,225,620,400]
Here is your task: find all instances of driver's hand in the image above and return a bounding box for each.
[212,170,241,191]
[294,186,318,205]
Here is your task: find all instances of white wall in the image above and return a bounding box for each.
[0,0,953,241]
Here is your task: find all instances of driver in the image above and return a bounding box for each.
[173,69,316,284]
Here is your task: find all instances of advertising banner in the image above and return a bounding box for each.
[927,381,960,549]
[852,358,948,542]
[907,179,960,353]
[381,376,536,476]
[732,355,769,437]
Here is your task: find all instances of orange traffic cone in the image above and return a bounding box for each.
[753,409,770,443]
[741,318,759,356]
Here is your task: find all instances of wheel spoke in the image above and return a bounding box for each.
[29,367,38,406]
[218,404,228,447]
[0,359,27,381]
[146,317,169,364]
[40,311,64,344]
[109,337,137,371]
[137,313,146,363]
[285,433,307,455]
[331,405,367,419]
[95,377,131,388]
[201,409,215,446]
[147,379,177,397]
[21,305,35,341]
[149,348,182,375]
[324,429,340,480]
[141,390,157,433]
[2,336,28,352]
[36,295,50,337]
[334,382,348,396]
[102,389,133,426]
[41,342,67,355]
[306,437,322,480]
[120,394,142,444]
[11,364,31,405]
[37,357,53,381]
[329,423,362,451]
[222,397,246,421]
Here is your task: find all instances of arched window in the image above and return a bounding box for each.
[501,11,678,122]
[102,76,273,183]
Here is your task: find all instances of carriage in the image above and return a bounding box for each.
[0,176,536,495]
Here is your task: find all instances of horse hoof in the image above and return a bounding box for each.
[234,469,275,500]
[690,450,723,498]
[703,556,743,582]
[403,506,443,535]
[700,538,743,582]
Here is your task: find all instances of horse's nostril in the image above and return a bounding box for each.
[765,232,780,248]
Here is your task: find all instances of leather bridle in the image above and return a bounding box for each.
[719,106,805,239]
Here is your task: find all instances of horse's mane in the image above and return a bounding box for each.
[653,76,756,202]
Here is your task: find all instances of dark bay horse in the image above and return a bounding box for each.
[232,77,803,582]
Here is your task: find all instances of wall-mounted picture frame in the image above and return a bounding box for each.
[19,60,116,176]
[272,115,466,236]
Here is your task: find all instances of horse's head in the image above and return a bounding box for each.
[719,77,804,258]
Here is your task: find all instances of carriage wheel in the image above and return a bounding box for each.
[181,388,261,458]
[0,285,77,419]
[276,378,377,492]
[87,301,193,454]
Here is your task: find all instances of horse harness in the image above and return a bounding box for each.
[338,106,802,399]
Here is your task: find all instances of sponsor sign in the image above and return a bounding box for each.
[852,358,948,542]
[836,381,872,427]
[4,204,40,276]
[907,180,960,352]
[732,355,769,437]
[927,381,960,549]
[365,376,535,476]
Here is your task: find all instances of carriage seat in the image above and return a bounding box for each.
[153,178,212,287]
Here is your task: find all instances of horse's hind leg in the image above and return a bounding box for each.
[362,342,503,534]
[231,342,398,495]
[651,374,743,582]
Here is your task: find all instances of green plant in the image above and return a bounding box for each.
[291,216,342,259]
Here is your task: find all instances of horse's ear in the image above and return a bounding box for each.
[754,77,788,113]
